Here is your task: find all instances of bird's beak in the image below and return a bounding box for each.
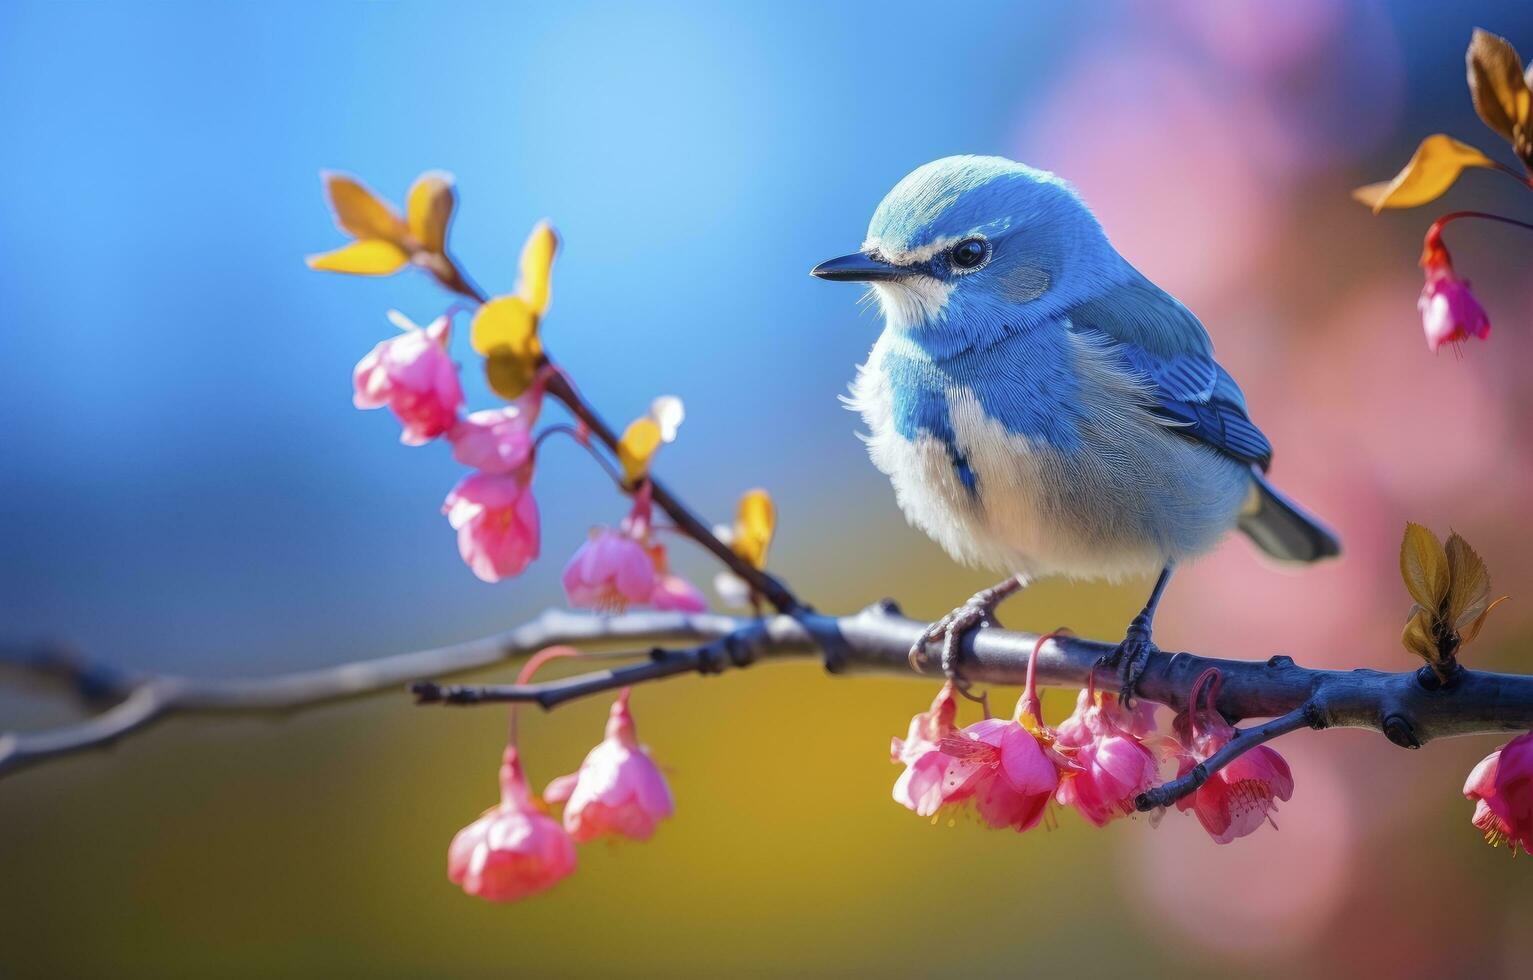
[810,251,906,283]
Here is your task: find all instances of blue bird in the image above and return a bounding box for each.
[813,155,1339,698]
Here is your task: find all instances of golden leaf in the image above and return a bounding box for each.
[1466,29,1531,147]
[305,239,410,276]
[1402,607,1439,664]
[733,489,775,570]
[1352,135,1495,213]
[517,221,559,314]
[485,352,539,401]
[1400,523,1451,613]
[406,171,456,255]
[618,417,662,484]
[1444,532,1491,627]
[470,296,542,360]
[322,172,406,243]
[1460,596,1510,647]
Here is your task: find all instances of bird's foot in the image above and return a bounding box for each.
[908,580,1020,684]
[1096,614,1157,705]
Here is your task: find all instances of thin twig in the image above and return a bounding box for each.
[540,369,802,613]
[1133,705,1317,811]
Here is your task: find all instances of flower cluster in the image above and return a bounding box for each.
[317,174,726,603]
[890,655,1294,845]
[449,687,674,902]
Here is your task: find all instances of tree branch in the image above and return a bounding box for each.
[7,602,1533,786]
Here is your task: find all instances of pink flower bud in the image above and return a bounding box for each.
[353,315,463,444]
[1418,236,1491,353]
[544,690,674,842]
[448,747,576,903]
[561,528,656,612]
[449,406,535,475]
[1053,686,1159,826]
[1464,731,1533,854]
[443,472,540,583]
[890,683,961,817]
[645,542,707,612]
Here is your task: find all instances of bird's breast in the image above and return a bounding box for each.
[847,327,1250,580]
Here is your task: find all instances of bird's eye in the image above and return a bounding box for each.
[950,238,988,271]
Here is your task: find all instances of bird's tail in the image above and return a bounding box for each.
[1237,469,1341,564]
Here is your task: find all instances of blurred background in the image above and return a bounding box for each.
[3,1,1532,976]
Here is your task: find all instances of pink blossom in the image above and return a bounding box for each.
[544,689,674,842]
[890,683,961,817]
[1418,236,1491,353]
[353,314,463,444]
[1464,731,1533,855]
[562,528,656,612]
[449,407,535,474]
[650,571,708,612]
[646,543,707,612]
[448,746,576,903]
[1173,669,1294,844]
[1053,686,1159,827]
[442,472,540,583]
[938,717,1062,832]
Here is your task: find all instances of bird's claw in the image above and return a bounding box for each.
[908,596,1005,685]
[1096,617,1156,705]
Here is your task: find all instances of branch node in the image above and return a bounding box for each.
[1266,654,1294,668]
[1383,713,1422,749]
[410,681,444,704]
[1302,701,1328,730]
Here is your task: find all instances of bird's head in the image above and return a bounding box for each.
[813,155,1123,353]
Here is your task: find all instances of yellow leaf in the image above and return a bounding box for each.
[1460,595,1510,647]
[1351,135,1495,213]
[485,352,539,401]
[1444,532,1491,627]
[305,239,410,276]
[1401,608,1439,664]
[618,417,662,484]
[1466,29,1532,148]
[733,489,775,569]
[470,296,542,360]
[517,221,559,314]
[1400,523,1451,613]
[406,171,456,255]
[322,172,406,243]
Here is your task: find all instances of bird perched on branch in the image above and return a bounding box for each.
[813,155,1339,698]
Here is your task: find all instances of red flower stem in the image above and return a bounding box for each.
[1429,211,1533,248]
[509,645,586,744]
[1018,631,1057,726]
[533,424,627,488]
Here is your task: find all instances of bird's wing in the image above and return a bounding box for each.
[1066,277,1273,470]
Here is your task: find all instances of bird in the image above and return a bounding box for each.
[812,155,1339,700]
